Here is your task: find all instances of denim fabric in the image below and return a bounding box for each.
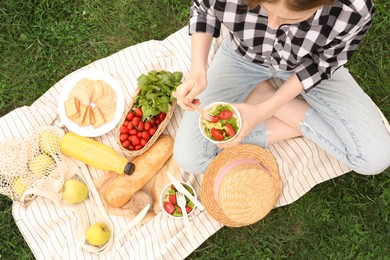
[174,38,390,175]
[300,67,390,175]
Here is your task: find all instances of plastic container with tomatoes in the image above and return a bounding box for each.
[199,102,241,144]
[160,181,197,218]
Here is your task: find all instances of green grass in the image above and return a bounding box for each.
[1,0,389,259]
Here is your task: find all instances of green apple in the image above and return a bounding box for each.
[39,130,60,155]
[62,179,89,204]
[85,222,111,246]
[29,154,56,177]
[12,176,28,196]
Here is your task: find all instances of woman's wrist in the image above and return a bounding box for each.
[266,74,303,110]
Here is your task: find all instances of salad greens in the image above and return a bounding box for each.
[201,104,240,141]
[134,70,183,121]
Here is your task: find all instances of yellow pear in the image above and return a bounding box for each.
[12,176,28,196]
[39,130,60,155]
[85,222,111,246]
[29,154,56,177]
[62,179,89,204]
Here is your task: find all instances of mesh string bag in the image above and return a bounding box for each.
[0,125,67,204]
[0,125,116,254]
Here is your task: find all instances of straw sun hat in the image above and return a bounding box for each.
[201,144,280,227]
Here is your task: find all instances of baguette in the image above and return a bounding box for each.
[105,135,174,207]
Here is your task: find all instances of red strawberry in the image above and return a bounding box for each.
[185,205,193,213]
[168,194,177,205]
[177,205,193,214]
[134,107,143,117]
[163,202,175,215]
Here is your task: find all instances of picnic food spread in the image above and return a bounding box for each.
[64,78,117,128]
[1,66,281,255]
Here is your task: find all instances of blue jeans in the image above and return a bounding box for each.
[174,38,390,175]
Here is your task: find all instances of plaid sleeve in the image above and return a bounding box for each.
[189,0,221,37]
[296,4,375,92]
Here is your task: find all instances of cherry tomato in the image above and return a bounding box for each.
[119,126,129,134]
[134,107,143,117]
[132,116,141,126]
[140,138,147,146]
[141,131,150,140]
[135,145,143,150]
[155,119,160,125]
[159,112,166,122]
[150,117,157,125]
[137,132,142,138]
[137,121,144,131]
[144,121,152,131]
[219,110,233,120]
[129,145,135,151]
[123,120,129,126]
[122,140,130,148]
[210,128,224,141]
[120,133,129,141]
[126,112,134,120]
[149,127,157,136]
[210,116,219,123]
[129,129,137,135]
[127,122,134,130]
[131,135,140,145]
[225,123,236,137]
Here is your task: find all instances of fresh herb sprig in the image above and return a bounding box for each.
[134,70,183,121]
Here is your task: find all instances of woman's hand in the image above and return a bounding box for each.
[173,70,207,111]
[217,102,274,149]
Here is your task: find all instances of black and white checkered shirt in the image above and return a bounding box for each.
[189,0,374,91]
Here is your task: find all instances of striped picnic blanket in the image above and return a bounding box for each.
[2,25,385,259]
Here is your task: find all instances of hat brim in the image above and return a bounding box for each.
[201,144,280,227]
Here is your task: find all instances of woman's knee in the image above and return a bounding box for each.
[350,146,390,175]
[173,139,216,174]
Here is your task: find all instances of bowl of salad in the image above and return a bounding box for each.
[160,181,197,218]
[199,102,241,144]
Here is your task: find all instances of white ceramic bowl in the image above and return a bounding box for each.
[199,102,242,144]
[160,181,197,218]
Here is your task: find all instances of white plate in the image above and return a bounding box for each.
[57,68,125,137]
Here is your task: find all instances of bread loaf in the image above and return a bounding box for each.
[105,135,174,207]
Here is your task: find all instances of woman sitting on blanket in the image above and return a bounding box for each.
[173,0,390,175]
